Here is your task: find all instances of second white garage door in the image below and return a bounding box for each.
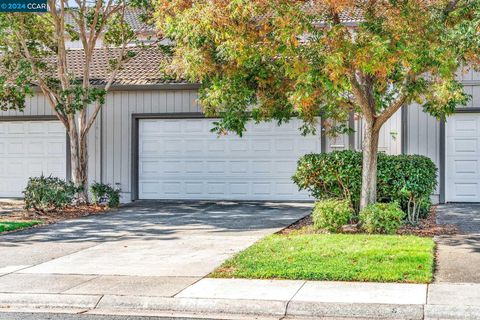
[0,120,67,198]
[446,113,480,202]
[138,118,321,200]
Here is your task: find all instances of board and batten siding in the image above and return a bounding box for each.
[405,71,480,202]
[0,94,55,117]
[404,103,441,201]
[354,110,402,155]
[101,89,200,201]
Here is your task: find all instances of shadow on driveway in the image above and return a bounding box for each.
[0,201,312,245]
[0,201,312,277]
[435,204,480,283]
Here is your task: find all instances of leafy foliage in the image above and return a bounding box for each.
[312,199,353,233]
[90,182,121,208]
[359,202,405,234]
[0,1,146,201]
[23,175,78,213]
[293,150,437,220]
[155,0,480,135]
[155,0,479,208]
[293,151,362,207]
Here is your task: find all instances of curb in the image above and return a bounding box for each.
[97,295,425,319]
[424,304,480,320]
[0,293,102,310]
[0,293,426,319]
[0,293,478,320]
[97,295,288,316]
[286,301,424,319]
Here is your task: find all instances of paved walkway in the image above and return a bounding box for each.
[435,204,480,283]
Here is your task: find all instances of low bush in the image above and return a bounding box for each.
[293,151,437,222]
[24,175,77,212]
[293,151,362,210]
[312,199,353,232]
[359,202,404,234]
[90,182,121,208]
[418,196,432,220]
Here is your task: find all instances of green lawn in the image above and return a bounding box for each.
[0,221,42,233]
[211,234,435,283]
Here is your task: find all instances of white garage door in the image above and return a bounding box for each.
[446,113,480,202]
[0,121,67,198]
[138,118,321,200]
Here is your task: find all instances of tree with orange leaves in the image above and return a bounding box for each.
[155,0,480,209]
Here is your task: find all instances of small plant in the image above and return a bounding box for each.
[23,175,77,212]
[90,182,121,208]
[359,202,404,234]
[312,199,353,233]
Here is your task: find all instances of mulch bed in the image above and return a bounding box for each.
[397,206,458,237]
[277,215,313,235]
[278,205,458,237]
[0,202,111,233]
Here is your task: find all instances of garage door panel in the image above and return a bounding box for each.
[0,121,66,198]
[138,118,319,200]
[447,157,480,176]
[447,137,480,155]
[139,180,310,200]
[447,116,480,137]
[447,181,480,202]
[446,114,480,202]
[139,161,301,179]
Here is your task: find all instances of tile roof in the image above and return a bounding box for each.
[64,7,154,34]
[64,47,185,86]
[52,4,367,87]
[303,2,365,24]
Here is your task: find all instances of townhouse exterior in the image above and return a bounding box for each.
[0,9,478,204]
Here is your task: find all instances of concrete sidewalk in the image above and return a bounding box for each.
[435,204,480,283]
[0,278,478,320]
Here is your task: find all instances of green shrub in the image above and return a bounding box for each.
[359,202,404,234]
[23,175,77,212]
[312,199,353,232]
[90,182,121,208]
[418,196,432,219]
[293,151,362,210]
[293,151,437,222]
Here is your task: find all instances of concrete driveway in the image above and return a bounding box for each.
[0,201,310,296]
[435,204,480,283]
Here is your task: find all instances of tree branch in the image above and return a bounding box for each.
[374,92,408,133]
[14,24,69,129]
[349,72,375,121]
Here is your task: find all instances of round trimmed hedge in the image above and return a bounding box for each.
[292,150,437,222]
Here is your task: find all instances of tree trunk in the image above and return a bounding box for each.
[360,120,380,210]
[68,119,88,203]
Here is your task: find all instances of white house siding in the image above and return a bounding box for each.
[325,119,351,152]
[405,80,480,203]
[100,89,201,201]
[404,103,441,202]
[353,110,402,155]
[0,93,103,187]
